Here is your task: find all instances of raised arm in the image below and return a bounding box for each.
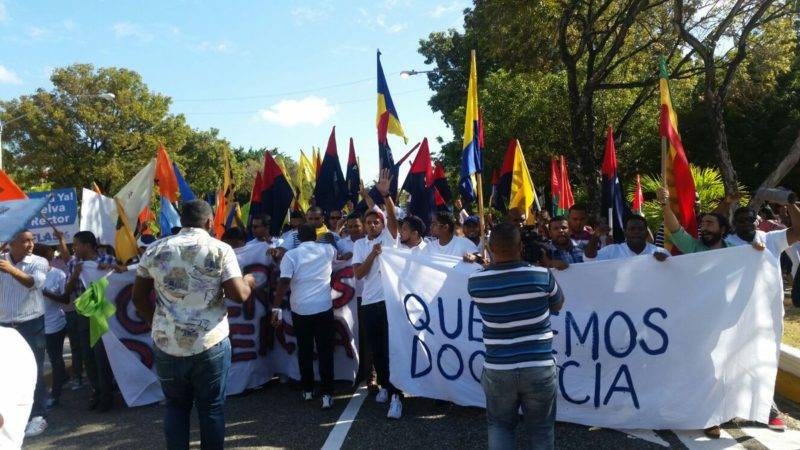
[55,230,71,263]
[657,187,681,234]
[360,181,375,211]
[376,168,398,239]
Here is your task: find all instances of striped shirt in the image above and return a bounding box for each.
[467,261,563,370]
[0,252,48,323]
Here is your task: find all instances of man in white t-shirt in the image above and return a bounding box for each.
[584,215,669,262]
[724,203,800,431]
[245,214,283,249]
[425,211,479,257]
[352,168,403,419]
[0,327,36,448]
[33,244,68,410]
[273,224,337,409]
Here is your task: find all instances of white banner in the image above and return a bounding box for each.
[379,246,783,430]
[101,242,359,407]
[79,188,118,246]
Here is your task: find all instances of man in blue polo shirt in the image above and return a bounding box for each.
[467,222,565,450]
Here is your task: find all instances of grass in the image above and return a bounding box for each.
[784,297,800,348]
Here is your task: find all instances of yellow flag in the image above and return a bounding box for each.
[296,150,316,211]
[113,197,139,264]
[508,140,538,215]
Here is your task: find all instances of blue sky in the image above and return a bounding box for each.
[0,0,470,182]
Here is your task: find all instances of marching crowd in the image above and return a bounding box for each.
[2,169,800,450]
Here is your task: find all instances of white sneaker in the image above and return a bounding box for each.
[387,395,402,419]
[375,388,389,403]
[24,416,48,437]
[302,391,313,401]
[321,395,333,409]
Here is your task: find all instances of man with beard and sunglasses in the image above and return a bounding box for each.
[657,188,730,254]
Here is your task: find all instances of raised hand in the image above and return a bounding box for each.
[376,168,393,197]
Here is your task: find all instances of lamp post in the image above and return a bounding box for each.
[0,92,116,171]
[399,69,439,79]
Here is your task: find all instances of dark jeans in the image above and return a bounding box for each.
[361,301,400,396]
[1,316,47,419]
[64,311,84,381]
[355,296,374,385]
[481,365,556,450]
[155,338,231,450]
[45,327,67,400]
[292,308,335,395]
[92,338,114,405]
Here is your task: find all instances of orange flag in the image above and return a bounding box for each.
[155,145,179,203]
[212,190,226,239]
[0,170,27,201]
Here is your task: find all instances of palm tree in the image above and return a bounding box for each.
[626,165,749,231]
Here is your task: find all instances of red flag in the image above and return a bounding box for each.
[251,171,264,204]
[138,206,156,236]
[0,170,27,201]
[212,190,226,238]
[632,174,644,215]
[558,155,574,211]
[154,145,179,203]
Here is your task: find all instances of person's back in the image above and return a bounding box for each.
[467,223,564,450]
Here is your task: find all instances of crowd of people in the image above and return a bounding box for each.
[1,168,799,450]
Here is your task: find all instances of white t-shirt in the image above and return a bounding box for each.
[352,228,397,305]
[423,236,479,257]
[0,327,36,449]
[43,267,67,334]
[584,242,669,261]
[787,242,800,277]
[725,229,790,261]
[398,239,428,252]
[245,236,283,249]
[338,236,362,297]
[279,229,301,251]
[279,242,336,315]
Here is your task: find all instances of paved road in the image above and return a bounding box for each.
[23,379,800,449]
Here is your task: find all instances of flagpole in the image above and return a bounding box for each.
[394,142,421,168]
[661,137,668,189]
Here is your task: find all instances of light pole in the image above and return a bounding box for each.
[0,92,116,171]
[399,69,439,79]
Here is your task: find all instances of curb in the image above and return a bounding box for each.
[777,343,800,403]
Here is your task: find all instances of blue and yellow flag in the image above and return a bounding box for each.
[459,51,482,204]
[377,50,408,144]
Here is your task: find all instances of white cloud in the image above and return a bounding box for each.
[113,22,153,42]
[291,5,331,25]
[429,1,465,18]
[257,96,335,127]
[368,13,405,33]
[0,65,22,84]
[195,41,230,53]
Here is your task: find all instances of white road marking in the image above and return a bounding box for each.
[672,429,746,450]
[739,426,800,450]
[613,429,670,447]
[320,384,369,450]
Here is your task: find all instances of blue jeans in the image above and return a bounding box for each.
[481,365,556,450]
[155,338,231,450]
[2,316,47,419]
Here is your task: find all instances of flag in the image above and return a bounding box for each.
[433,161,452,205]
[154,145,179,203]
[401,138,436,228]
[296,150,316,211]
[261,152,294,236]
[246,171,264,233]
[660,57,698,252]
[79,189,117,246]
[632,174,645,216]
[489,169,500,210]
[212,190,226,238]
[0,169,27,201]
[159,196,181,237]
[115,158,155,227]
[346,138,360,205]
[225,202,242,229]
[376,50,408,144]
[113,197,139,264]
[313,126,348,214]
[313,147,322,179]
[172,162,195,202]
[550,157,563,216]
[0,197,48,242]
[137,206,157,236]
[92,182,103,195]
[459,51,482,204]
[377,112,398,200]
[495,140,537,215]
[601,128,626,244]
[558,155,575,213]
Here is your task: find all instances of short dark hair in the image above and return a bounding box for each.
[550,215,568,224]
[170,226,182,235]
[624,214,648,227]
[252,214,271,226]
[297,223,317,242]
[73,230,98,249]
[306,206,324,216]
[290,211,305,220]
[701,212,730,235]
[180,200,213,228]
[32,243,52,259]
[489,222,521,253]
[221,227,247,242]
[569,204,588,213]
[345,212,362,223]
[734,206,756,221]
[434,212,456,233]
[327,210,343,219]
[403,215,426,236]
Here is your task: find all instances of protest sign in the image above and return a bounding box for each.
[379,246,783,430]
[26,188,79,244]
